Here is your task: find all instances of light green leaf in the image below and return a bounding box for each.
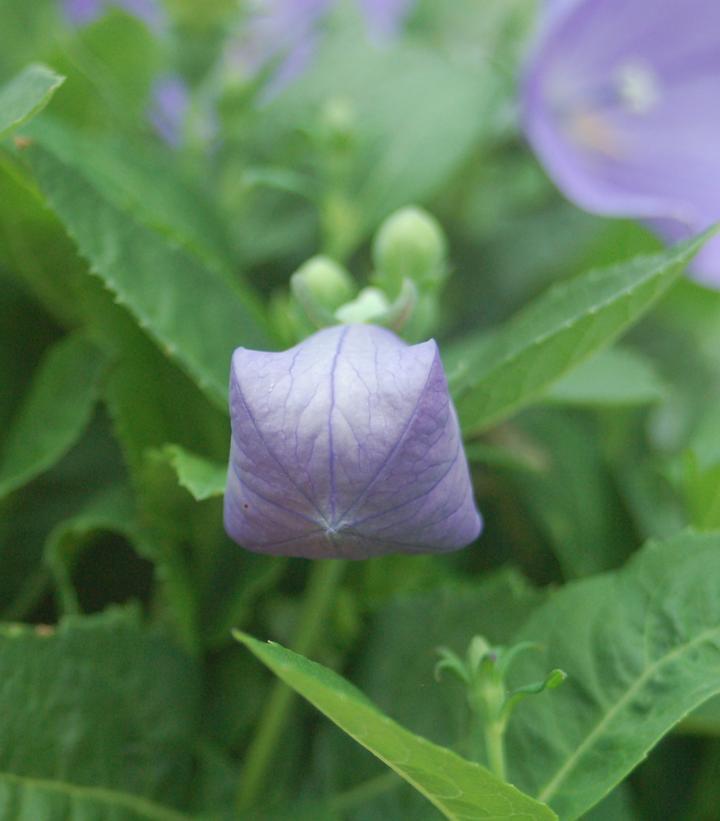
[544,347,666,407]
[0,772,188,821]
[0,608,198,808]
[236,631,557,821]
[449,234,711,434]
[160,445,227,502]
[271,33,497,254]
[682,454,720,531]
[22,142,275,409]
[315,570,548,819]
[26,118,236,276]
[0,334,105,499]
[358,570,547,750]
[678,695,720,736]
[678,409,720,530]
[504,531,720,819]
[0,64,64,139]
[507,411,631,577]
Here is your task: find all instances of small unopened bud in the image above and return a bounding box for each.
[294,256,355,310]
[290,256,355,327]
[320,96,356,151]
[373,207,447,296]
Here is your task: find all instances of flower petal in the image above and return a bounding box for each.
[224,324,481,558]
[523,0,720,283]
[359,0,414,40]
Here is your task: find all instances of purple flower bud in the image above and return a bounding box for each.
[359,0,414,40]
[62,0,104,26]
[224,324,481,559]
[227,0,414,94]
[522,0,720,285]
[148,74,189,147]
[61,0,166,31]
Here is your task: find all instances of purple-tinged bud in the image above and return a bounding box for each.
[358,0,414,41]
[224,324,481,558]
[61,0,166,31]
[148,74,189,148]
[224,0,415,96]
[62,0,103,26]
[522,0,720,286]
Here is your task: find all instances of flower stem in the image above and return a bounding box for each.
[236,559,346,812]
[329,771,400,813]
[485,719,507,781]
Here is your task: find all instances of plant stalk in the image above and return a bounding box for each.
[485,719,507,782]
[236,559,346,811]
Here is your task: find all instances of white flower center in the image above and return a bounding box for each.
[615,61,661,115]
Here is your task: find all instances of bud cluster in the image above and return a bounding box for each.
[284,205,448,341]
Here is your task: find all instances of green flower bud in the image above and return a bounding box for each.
[290,256,356,327]
[320,96,356,152]
[373,206,448,296]
[293,256,355,310]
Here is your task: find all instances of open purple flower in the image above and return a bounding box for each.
[62,0,166,31]
[522,0,720,286]
[224,324,481,559]
[227,0,414,95]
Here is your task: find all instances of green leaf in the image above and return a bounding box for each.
[581,785,640,821]
[22,141,275,409]
[682,454,720,531]
[0,334,105,500]
[0,413,126,622]
[0,274,58,431]
[80,281,229,479]
[0,772,188,821]
[678,695,720,736]
[507,411,631,577]
[0,155,88,328]
[48,10,161,133]
[504,530,720,819]
[160,445,227,502]
[544,347,666,407]
[43,484,155,615]
[0,64,64,139]
[26,119,237,276]
[315,570,548,819]
[270,33,497,253]
[358,570,547,750]
[679,410,720,530]
[202,553,285,650]
[0,608,199,808]
[235,631,557,821]
[449,233,712,434]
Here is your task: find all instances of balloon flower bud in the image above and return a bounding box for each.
[224,324,481,559]
[373,207,448,295]
[292,256,355,312]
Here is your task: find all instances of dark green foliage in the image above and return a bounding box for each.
[1,1,719,818]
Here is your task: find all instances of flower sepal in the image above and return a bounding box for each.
[436,635,566,778]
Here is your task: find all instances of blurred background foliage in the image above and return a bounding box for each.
[1,0,720,819]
